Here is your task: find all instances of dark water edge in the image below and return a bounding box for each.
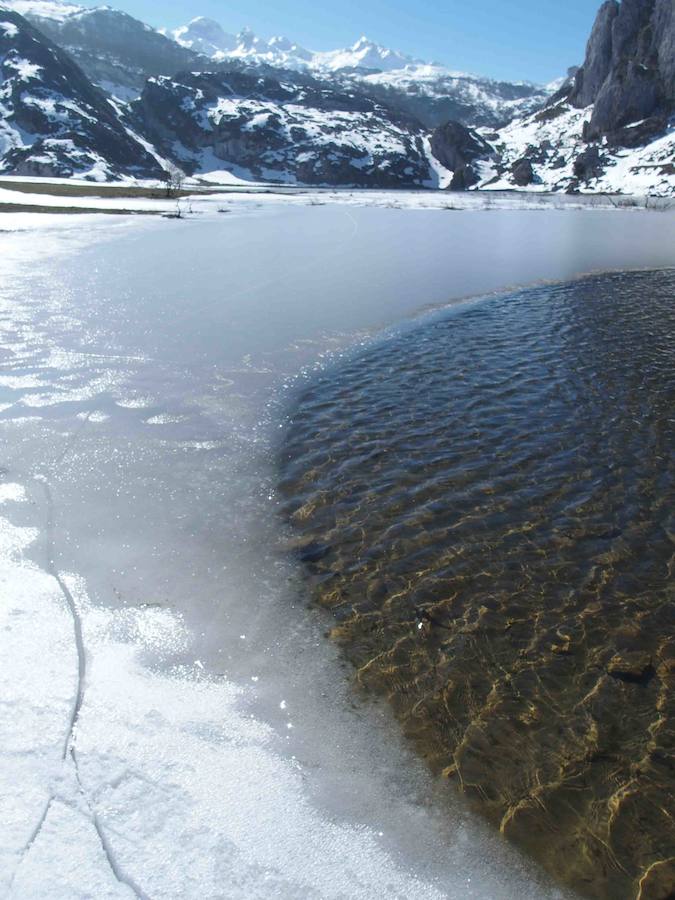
[278,270,675,900]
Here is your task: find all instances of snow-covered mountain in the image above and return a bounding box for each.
[132,66,440,188]
[171,19,313,70]
[0,0,80,21]
[171,16,237,57]
[350,65,550,129]
[314,36,420,73]
[1,0,204,98]
[171,20,417,73]
[1,3,553,130]
[168,20,548,128]
[0,6,162,178]
[0,4,443,185]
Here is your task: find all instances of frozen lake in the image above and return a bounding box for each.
[1,201,674,899]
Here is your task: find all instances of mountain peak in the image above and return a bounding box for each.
[172,16,236,54]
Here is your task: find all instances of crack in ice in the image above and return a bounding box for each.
[6,448,147,899]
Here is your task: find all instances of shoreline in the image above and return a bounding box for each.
[1,177,674,221]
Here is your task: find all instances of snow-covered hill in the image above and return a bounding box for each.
[0,0,80,21]
[131,66,442,188]
[0,0,672,194]
[171,20,419,73]
[314,35,420,73]
[2,3,552,131]
[426,0,675,197]
[0,6,163,178]
[171,19,313,70]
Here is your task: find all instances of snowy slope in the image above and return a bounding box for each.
[170,23,417,74]
[5,2,552,132]
[352,64,550,128]
[313,36,420,73]
[171,19,313,69]
[439,0,675,197]
[0,7,163,178]
[475,100,675,195]
[132,67,443,187]
[3,0,204,96]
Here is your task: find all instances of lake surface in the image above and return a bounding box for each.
[1,203,674,899]
[279,269,675,900]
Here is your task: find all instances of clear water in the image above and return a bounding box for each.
[279,269,675,900]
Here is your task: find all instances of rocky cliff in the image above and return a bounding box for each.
[571,0,674,141]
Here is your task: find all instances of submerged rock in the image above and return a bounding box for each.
[608,652,656,685]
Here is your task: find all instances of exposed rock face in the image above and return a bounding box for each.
[132,66,435,187]
[573,145,609,180]
[511,157,536,185]
[571,0,675,139]
[429,121,492,173]
[0,8,163,178]
[573,1,619,107]
[434,0,675,195]
[429,120,495,190]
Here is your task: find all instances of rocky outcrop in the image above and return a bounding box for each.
[571,0,675,140]
[511,157,537,186]
[0,9,163,178]
[132,65,434,187]
[572,145,609,180]
[429,120,492,172]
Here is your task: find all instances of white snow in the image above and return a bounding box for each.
[4,529,450,898]
[0,0,84,22]
[476,101,675,196]
[5,56,42,80]
[313,36,420,73]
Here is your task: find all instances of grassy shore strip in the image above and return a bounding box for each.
[0,201,165,215]
[0,181,222,200]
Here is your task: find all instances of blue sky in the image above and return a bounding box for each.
[81,0,599,83]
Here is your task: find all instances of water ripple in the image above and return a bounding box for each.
[279,270,675,900]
